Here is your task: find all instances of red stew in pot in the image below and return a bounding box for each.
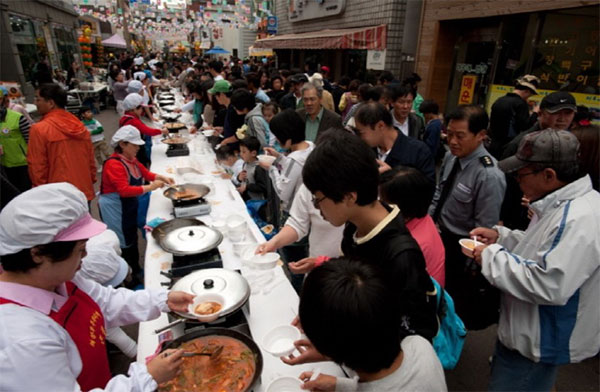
[159,336,256,392]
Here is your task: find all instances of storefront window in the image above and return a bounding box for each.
[531,6,599,94]
[53,26,78,71]
[9,14,40,83]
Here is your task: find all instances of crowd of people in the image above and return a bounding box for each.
[0,50,599,392]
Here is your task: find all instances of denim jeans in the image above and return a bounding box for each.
[489,340,558,391]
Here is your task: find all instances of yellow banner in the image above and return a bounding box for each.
[458,75,477,105]
[485,84,600,113]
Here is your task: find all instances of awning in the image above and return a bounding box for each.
[253,25,387,50]
[249,46,274,57]
[101,34,127,49]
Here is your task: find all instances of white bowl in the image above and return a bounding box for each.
[188,293,225,322]
[250,252,279,270]
[228,230,246,243]
[459,238,481,258]
[202,129,215,137]
[226,214,247,230]
[232,241,257,257]
[265,376,303,392]
[212,220,227,235]
[262,325,301,357]
[258,154,276,167]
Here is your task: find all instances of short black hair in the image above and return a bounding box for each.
[355,102,393,128]
[348,79,361,92]
[357,83,372,101]
[230,89,256,111]
[239,135,260,153]
[37,83,67,109]
[445,104,489,135]
[303,129,378,205]
[208,60,223,73]
[419,100,439,115]
[261,101,279,114]
[299,258,401,373]
[245,72,260,88]
[186,80,202,95]
[231,79,248,90]
[388,84,414,102]
[269,109,305,145]
[215,144,237,160]
[0,241,78,273]
[379,166,435,219]
[338,76,351,87]
[78,106,92,118]
[379,70,395,84]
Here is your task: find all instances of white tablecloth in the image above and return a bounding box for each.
[137,129,344,389]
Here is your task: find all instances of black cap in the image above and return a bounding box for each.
[539,91,577,113]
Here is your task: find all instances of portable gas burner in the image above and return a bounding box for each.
[155,268,252,337]
[172,196,211,218]
[166,143,189,157]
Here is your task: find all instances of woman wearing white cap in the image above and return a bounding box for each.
[119,93,167,167]
[0,182,194,391]
[98,125,174,287]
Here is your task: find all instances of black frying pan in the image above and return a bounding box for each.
[160,327,263,392]
[162,183,210,202]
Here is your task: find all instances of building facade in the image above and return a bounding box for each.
[415,0,599,113]
[0,0,80,99]
[254,0,422,81]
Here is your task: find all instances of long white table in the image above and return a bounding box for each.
[137,128,344,390]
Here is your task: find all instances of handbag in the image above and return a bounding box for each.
[431,277,467,370]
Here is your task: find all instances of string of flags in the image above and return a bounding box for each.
[71,0,272,41]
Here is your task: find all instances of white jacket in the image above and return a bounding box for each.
[481,175,600,364]
[0,275,169,392]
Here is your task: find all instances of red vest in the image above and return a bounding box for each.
[0,282,112,391]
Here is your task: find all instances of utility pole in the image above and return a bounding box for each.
[117,0,132,51]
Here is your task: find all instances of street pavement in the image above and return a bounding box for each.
[88,107,598,390]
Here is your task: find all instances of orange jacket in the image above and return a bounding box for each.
[27,109,97,200]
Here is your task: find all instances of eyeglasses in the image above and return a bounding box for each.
[513,169,543,181]
[311,194,326,209]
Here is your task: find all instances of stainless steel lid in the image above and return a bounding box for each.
[171,268,250,318]
[152,218,223,255]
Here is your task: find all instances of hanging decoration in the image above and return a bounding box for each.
[71,0,274,42]
[95,36,105,66]
[78,25,93,68]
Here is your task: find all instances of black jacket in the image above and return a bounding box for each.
[407,112,425,140]
[385,129,436,183]
[489,93,531,158]
[341,203,438,341]
[280,92,299,110]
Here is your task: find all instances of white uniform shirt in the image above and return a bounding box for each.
[0,275,169,392]
[286,184,344,258]
[268,142,315,212]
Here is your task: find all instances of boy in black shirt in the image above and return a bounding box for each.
[302,129,437,340]
[236,136,269,201]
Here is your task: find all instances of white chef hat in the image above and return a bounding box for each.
[133,71,147,81]
[78,233,130,287]
[122,92,144,111]
[126,80,144,94]
[0,183,106,256]
[133,56,144,66]
[111,125,146,148]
